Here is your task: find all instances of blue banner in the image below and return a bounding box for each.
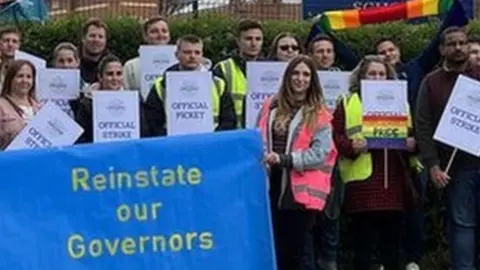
[303,0,474,20]
[0,130,276,270]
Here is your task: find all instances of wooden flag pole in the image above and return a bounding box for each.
[445,148,458,175]
[384,148,388,189]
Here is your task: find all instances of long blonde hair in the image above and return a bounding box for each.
[274,55,324,133]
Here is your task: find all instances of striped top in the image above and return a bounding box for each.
[319,0,453,31]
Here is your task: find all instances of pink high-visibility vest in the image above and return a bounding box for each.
[258,97,338,211]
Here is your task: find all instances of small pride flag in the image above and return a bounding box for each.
[362,114,409,149]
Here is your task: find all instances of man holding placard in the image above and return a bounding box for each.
[123,16,174,97]
[213,19,264,128]
[145,35,236,136]
[416,26,480,270]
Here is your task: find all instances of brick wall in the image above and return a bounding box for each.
[50,0,159,19]
[49,0,302,21]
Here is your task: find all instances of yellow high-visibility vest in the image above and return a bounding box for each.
[215,58,247,128]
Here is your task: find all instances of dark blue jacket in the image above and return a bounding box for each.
[306,0,470,108]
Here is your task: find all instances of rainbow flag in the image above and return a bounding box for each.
[362,115,409,149]
[319,0,453,31]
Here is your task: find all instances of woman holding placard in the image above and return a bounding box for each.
[53,42,81,70]
[257,55,337,270]
[75,55,151,143]
[0,59,40,149]
[268,33,303,62]
[332,55,418,270]
[53,42,85,87]
[52,42,87,119]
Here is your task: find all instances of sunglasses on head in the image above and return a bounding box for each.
[279,45,299,51]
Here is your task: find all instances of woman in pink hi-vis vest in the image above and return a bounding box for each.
[257,55,337,270]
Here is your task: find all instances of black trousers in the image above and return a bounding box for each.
[271,206,315,270]
[350,211,402,270]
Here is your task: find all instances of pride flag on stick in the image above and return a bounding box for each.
[362,114,409,149]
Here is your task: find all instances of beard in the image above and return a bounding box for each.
[449,55,468,65]
[85,45,104,57]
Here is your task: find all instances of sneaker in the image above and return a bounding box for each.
[406,262,420,270]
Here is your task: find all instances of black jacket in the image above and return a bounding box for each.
[79,50,112,84]
[74,92,152,143]
[144,63,236,136]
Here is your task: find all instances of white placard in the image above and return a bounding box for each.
[36,68,80,118]
[92,91,140,143]
[361,80,408,116]
[6,101,83,151]
[246,61,288,129]
[14,50,46,70]
[139,45,177,100]
[434,75,480,156]
[166,71,213,136]
[317,71,351,111]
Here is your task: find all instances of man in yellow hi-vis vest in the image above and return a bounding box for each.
[213,19,264,128]
[144,35,236,136]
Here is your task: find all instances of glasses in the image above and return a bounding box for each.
[279,45,299,51]
[363,54,384,61]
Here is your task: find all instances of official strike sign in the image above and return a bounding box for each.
[434,75,480,156]
[0,130,275,270]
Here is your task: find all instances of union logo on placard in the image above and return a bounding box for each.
[376,90,394,105]
[49,76,67,95]
[46,118,66,137]
[324,80,339,90]
[260,71,280,89]
[153,53,171,69]
[465,92,480,108]
[179,81,199,97]
[107,99,126,116]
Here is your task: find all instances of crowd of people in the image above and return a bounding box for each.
[0,6,478,270]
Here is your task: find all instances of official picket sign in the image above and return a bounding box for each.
[245,61,287,129]
[317,71,351,111]
[139,45,177,99]
[361,80,409,149]
[92,91,140,142]
[36,68,81,117]
[15,49,46,70]
[6,101,83,151]
[0,130,275,270]
[434,75,480,156]
[166,71,214,135]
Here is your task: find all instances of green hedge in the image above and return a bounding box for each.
[17,15,468,268]
[17,15,480,65]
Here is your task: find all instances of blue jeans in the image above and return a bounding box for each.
[404,169,428,263]
[447,168,480,270]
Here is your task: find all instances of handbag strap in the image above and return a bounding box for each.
[3,95,26,119]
